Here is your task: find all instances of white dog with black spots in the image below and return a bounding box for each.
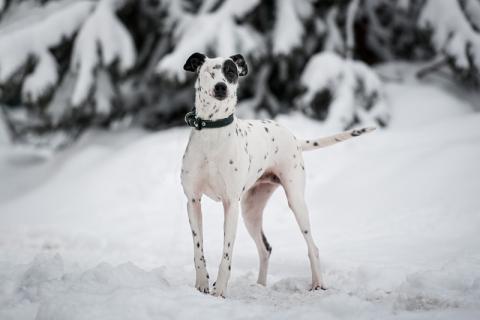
[180,52,375,297]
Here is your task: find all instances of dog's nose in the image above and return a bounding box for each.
[214,82,227,99]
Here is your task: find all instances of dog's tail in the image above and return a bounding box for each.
[300,127,376,151]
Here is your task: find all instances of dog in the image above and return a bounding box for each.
[180,52,375,297]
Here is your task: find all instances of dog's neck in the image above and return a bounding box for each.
[194,90,237,121]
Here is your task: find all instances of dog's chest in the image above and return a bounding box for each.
[182,124,249,199]
[181,119,298,201]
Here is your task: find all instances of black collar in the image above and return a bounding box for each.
[185,109,234,130]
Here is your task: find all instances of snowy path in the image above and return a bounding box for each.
[1,80,480,319]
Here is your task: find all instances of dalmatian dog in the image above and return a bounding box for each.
[180,52,375,297]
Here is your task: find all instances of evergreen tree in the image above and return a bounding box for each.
[0,0,477,148]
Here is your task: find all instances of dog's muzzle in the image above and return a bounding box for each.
[214,83,227,100]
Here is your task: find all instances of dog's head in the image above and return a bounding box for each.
[184,53,248,102]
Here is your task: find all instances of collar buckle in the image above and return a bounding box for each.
[185,111,202,130]
[185,110,234,130]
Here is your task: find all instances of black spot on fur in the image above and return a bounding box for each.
[222,59,239,83]
[229,160,233,164]
[192,198,196,203]
[303,230,308,234]
[228,265,231,271]
[197,242,200,248]
[264,127,269,133]
[351,128,366,136]
[313,142,319,147]
[261,231,272,253]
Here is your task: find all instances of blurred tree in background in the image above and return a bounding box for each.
[0,0,478,148]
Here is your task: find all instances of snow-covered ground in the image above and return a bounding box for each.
[1,72,480,319]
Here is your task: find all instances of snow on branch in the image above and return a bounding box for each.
[323,7,345,55]
[0,0,6,15]
[272,0,313,55]
[463,0,480,31]
[155,0,263,82]
[0,1,94,103]
[71,0,136,107]
[345,0,360,59]
[298,52,389,129]
[419,0,480,72]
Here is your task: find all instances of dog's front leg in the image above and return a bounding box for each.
[187,198,209,293]
[212,200,239,297]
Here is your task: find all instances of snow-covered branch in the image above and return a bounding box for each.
[71,0,136,108]
[0,1,94,103]
[155,0,263,82]
[272,0,313,55]
[345,0,360,59]
[419,0,480,73]
[298,52,389,129]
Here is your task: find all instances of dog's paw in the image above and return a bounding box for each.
[211,290,225,298]
[210,281,226,298]
[309,284,327,291]
[195,279,209,294]
[197,285,209,294]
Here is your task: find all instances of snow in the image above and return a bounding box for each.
[21,51,58,104]
[323,8,344,54]
[155,0,263,82]
[419,0,480,70]
[272,0,312,55]
[0,107,9,145]
[71,0,136,107]
[464,0,480,31]
[1,70,480,319]
[0,1,94,91]
[299,52,388,129]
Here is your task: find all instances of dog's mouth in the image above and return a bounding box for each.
[213,93,227,101]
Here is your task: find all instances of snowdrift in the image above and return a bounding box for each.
[0,77,479,319]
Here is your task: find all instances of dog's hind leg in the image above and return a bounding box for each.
[281,172,326,290]
[241,182,278,286]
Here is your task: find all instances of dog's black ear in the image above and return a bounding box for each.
[230,54,248,76]
[184,53,206,72]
